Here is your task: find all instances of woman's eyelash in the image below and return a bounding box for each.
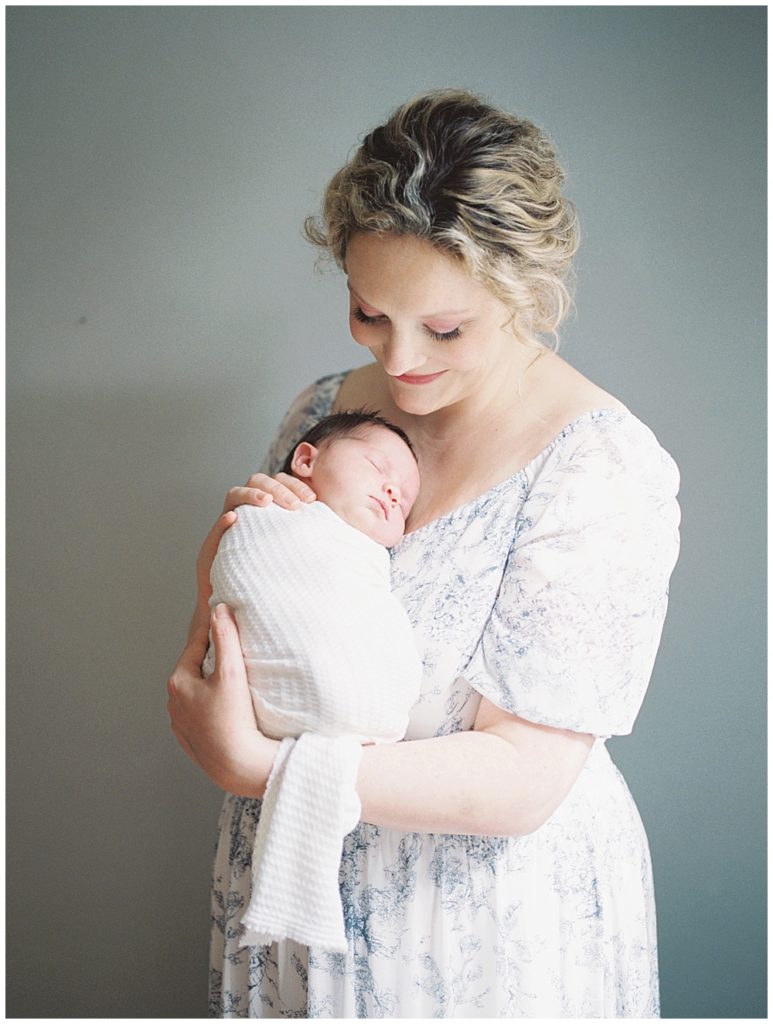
[425,326,462,342]
[352,306,380,325]
[352,306,462,342]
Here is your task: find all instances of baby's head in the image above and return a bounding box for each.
[281,410,420,547]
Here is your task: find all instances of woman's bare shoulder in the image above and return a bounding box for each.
[332,362,391,413]
[535,352,627,425]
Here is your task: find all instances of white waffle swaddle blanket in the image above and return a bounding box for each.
[204,501,422,950]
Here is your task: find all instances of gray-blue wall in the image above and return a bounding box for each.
[7,7,765,1018]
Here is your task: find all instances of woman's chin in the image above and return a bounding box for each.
[388,381,450,416]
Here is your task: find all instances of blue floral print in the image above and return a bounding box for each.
[208,372,680,1018]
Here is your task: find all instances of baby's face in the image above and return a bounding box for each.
[299,426,420,547]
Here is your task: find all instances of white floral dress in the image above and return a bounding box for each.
[209,371,680,1018]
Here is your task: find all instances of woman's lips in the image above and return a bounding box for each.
[393,370,447,385]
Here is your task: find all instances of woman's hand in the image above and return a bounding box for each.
[189,473,317,640]
[167,603,279,798]
[223,471,316,514]
[173,470,315,787]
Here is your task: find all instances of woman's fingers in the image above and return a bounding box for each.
[167,625,210,768]
[168,621,208,700]
[248,471,316,502]
[181,619,210,674]
[209,603,247,682]
[167,604,274,796]
[223,485,274,513]
[223,472,316,513]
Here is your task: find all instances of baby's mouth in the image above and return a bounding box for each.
[371,496,390,520]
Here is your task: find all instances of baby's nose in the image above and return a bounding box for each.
[385,484,401,504]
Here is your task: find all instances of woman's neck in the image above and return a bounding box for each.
[406,346,546,451]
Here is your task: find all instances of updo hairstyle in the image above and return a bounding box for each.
[304,89,579,346]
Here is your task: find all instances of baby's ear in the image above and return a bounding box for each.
[290,442,318,478]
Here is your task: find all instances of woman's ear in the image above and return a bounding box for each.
[290,442,318,478]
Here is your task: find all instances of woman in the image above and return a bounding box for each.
[168,90,680,1018]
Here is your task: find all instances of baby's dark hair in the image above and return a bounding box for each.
[280,409,417,474]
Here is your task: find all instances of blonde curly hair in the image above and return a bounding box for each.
[304,89,579,346]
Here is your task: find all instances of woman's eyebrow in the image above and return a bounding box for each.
[347,283,384,311]
[346,282,471,319]
[347,282,380,306]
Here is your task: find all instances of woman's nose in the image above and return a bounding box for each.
[377,328,424,377]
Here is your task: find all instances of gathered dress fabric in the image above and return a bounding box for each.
[209,371,681,1019]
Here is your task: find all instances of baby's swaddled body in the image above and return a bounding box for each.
[205,500,422,741]
[203,500,422,951]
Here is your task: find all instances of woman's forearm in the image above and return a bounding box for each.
[356,710,594,837]
[170,601,594,836]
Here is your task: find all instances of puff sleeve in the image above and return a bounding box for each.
[260,373,348,475]
[465,412,680,737]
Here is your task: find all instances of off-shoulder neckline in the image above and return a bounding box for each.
[314,370,635,543]
[398,407,633,542]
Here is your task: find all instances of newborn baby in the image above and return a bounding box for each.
[204,410,423,951]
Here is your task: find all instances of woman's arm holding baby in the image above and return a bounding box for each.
[176,474,315,776]
[168,604,592,836]
[170,470,592,836]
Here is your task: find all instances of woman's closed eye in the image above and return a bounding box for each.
[425,324,462,342]
[352,306,385,326]
[352,305,462,342]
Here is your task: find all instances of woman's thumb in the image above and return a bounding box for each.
[210,603,241,674]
